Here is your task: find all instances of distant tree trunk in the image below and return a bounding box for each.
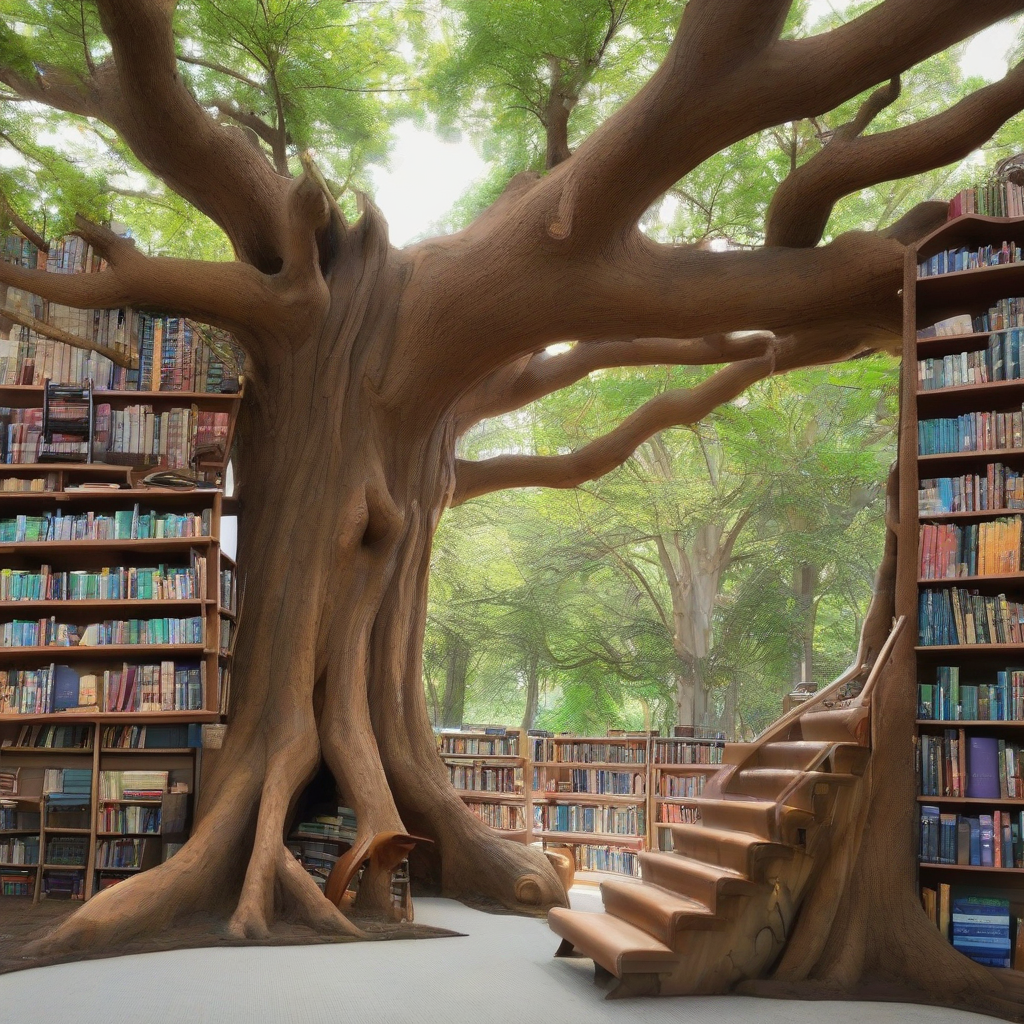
[441,638,470,728]
[522,651,540,731]
[793,562,819,684]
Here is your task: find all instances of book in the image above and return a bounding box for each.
[967,737,1001,798]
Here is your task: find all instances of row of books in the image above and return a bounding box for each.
[533,803,644,836]
[438,733,520,756]
[219,618,232,655]
[100,723,199,749]
[918,666,1024,722]
[99,770,168,800]
[464,802,526,831]
[920,807,1023,868]
[657,774,708,797]
[0,559,206,602]
[653,742,724,765]
[918,408,1024,456]
[42,870,84,899]
[446,763,522,793]
[0,406,230,469]
[918,519,1024,578]
[656,803,702,824]
[0,870,32,895]
[0,473,58,492]
[919,464,1024,514]
[95,837,151,868]
[43,767,91,799]
[573,844,640,877]
[46,836,87,865]
[949,181,1024,219]
[532,740,647,764]
[97,805,160,834]
[917,332,1024,389]
[6,723,91,749]
[919,301,1024,340]
[0,661,205,714]
[219,568,236,613]
[917,730,1021,798]
[917,588,1024,646]
[0,807,38,830]
[0,837,38,864]
[0,506,212,542]
[1,615,204,647]
[918,241,1023,277]
[547,769,646,795]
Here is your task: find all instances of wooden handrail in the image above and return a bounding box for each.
[768,615,906,836]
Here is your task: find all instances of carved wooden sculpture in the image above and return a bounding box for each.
[1,5,1024,1016]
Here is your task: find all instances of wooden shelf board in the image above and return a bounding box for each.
[41,864,86,870]
[0,643,207,661]
[0,488,219,505]
[218,607,236,621]
[535,830,645,845]
[0,538,213,554]
[916,645,1024,653]
[42,827,90,834]
[917,796,1024,805]
[96,831,160,837]
[653,796,704,804]
[0,386,242,407]
[917,379,1024,401]
[919,510,1024,521]
[531,761,648,769]
[919,862,1024,873]
[440,753,522,763]
[0,862,37,868]
[98,798,163,805]
[100,747,194,755]
[0,747,92,754]
[918,450,1024,465]
[0,828,40,834]
[917,330,1009,347]
[454,791,525,803]
[530,793,646,805]
[93,865,142,872]
[918,573,1024,585]
[0,712,218,723]
[0,600,207,611]
[917,720,1024,727]
[651,763,723,771]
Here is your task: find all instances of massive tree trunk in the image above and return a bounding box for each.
[5,2,1024,1011]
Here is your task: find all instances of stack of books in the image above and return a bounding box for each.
[952,896,1013,967]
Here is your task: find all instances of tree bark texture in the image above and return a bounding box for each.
[4,2,1024,1011]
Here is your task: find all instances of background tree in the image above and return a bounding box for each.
[0,1,1023,1016]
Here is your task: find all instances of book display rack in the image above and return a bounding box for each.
[907,210,1024,967]
[438,727,528,841]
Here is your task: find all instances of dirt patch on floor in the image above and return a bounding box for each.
[0,899,461,975]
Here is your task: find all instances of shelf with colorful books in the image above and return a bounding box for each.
[906,211,1024,970]
[649,735,725,851]
[438,727,528,840]
[528,733,650,878]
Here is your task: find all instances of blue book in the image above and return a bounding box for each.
[51,664,80,712]
[967,737,1001,798]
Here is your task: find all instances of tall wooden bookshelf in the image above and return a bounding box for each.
[904,213,1024,955]
[650,735,725,852]
[438,727,528,841]
[0,461,234,901]
[530,734,650,880]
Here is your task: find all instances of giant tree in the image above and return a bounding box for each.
[2,0,1024,1014]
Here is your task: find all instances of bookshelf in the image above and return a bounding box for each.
[650,735,725,852]
[905,210,1024,966]
[530,734,651,880]
[0,722,196,901]
[438,727,528,841]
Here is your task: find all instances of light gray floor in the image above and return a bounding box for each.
[0,887,995,1023]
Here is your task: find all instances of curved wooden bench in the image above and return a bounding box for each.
[323,830,431,918]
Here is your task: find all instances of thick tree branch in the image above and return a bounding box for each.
[177,53,263,92]
[90,0,290,270]
[529,0,1023,247]
[451,356,773,505]
[455,333,774,435]
[0,187,49,253]
[767,59,1024,247]
[0,216,280,342]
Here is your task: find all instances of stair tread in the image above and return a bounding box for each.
[602,878,713,916]
[640,850,751,883]
[548,906,679,977]
[668,823,780,849]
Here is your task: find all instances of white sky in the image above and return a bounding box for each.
[371,8,1021,247]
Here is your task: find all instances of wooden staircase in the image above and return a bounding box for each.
[548,617,905,998]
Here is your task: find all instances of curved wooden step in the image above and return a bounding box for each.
[600,878,719,945]
[639,851,758,909]
[749,740,832,770]
[798,704,868,743]
[667,823,792,876]
[549,906,679,977]
[689,795,814,841]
